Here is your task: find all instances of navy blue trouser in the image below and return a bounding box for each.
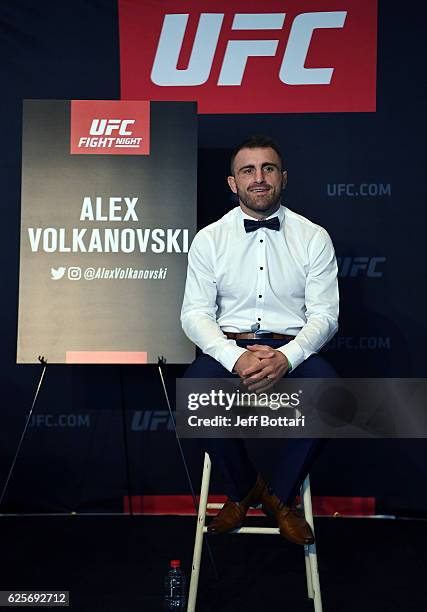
[184,340,337,504]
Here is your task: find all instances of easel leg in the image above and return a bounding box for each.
[157,359,218,580]
[118,365,134,516]
[0,356,48,510]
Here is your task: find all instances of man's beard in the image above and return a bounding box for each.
[236,184,282,216]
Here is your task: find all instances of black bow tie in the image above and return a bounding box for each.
[244,216,280,233]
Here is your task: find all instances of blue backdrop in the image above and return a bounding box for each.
[0,0,426,516]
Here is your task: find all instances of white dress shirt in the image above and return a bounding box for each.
[181,204,339,372]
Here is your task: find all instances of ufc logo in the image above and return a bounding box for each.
[70,100,150,155]
[119,1,378,114]
[151,12,346,86]
[89,119,135,136]
[131,410,174,431]
[337,257,386,278]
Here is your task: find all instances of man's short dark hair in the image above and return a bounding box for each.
[230,135,285,175]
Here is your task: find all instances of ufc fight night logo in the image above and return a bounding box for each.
[70,100,150,155]
[119,1,377,114]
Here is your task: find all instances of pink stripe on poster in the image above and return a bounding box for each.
[66,351,148,364]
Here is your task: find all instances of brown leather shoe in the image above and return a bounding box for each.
[207,474,266,535]
[261,486,315,545]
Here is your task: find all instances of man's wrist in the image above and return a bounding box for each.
[277,350,291,372]
[276,340,304,372]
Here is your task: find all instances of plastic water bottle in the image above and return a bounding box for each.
[164,559,187,610]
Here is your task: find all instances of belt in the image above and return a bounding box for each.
[224,331,295,341]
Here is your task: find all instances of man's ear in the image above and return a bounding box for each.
[282,170,288,190]
[227,175,238,194]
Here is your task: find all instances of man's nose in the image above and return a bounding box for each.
[254,168,264,182]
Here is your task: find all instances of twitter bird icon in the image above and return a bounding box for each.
[51,267,66,280]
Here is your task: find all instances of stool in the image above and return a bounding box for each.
[188,452,323,611]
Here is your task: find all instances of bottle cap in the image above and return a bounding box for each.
[170,560,181,568]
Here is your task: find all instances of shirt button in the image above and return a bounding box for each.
[260,239,263,243]
[258,294,262,298]
[260,266,263,270]
[257,317,261,321]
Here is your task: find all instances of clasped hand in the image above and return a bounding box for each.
[233,344,289,392]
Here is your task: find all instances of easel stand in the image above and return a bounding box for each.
[0,357,134,514]
[0,356,218,579]
[0,356,219,579]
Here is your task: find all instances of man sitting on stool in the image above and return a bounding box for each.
[181,135,339,545]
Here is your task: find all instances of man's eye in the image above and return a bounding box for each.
[264,166,274,172]
[243,168,254,174]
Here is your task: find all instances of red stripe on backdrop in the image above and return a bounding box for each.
[124,495,376,517]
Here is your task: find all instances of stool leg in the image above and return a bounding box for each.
[188,452,211,612]
[304,546,314,600]
[301,475,323,612]
[301,476,314,600]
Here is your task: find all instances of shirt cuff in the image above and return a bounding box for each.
[277,340,305,371]
[216,344,248,373]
